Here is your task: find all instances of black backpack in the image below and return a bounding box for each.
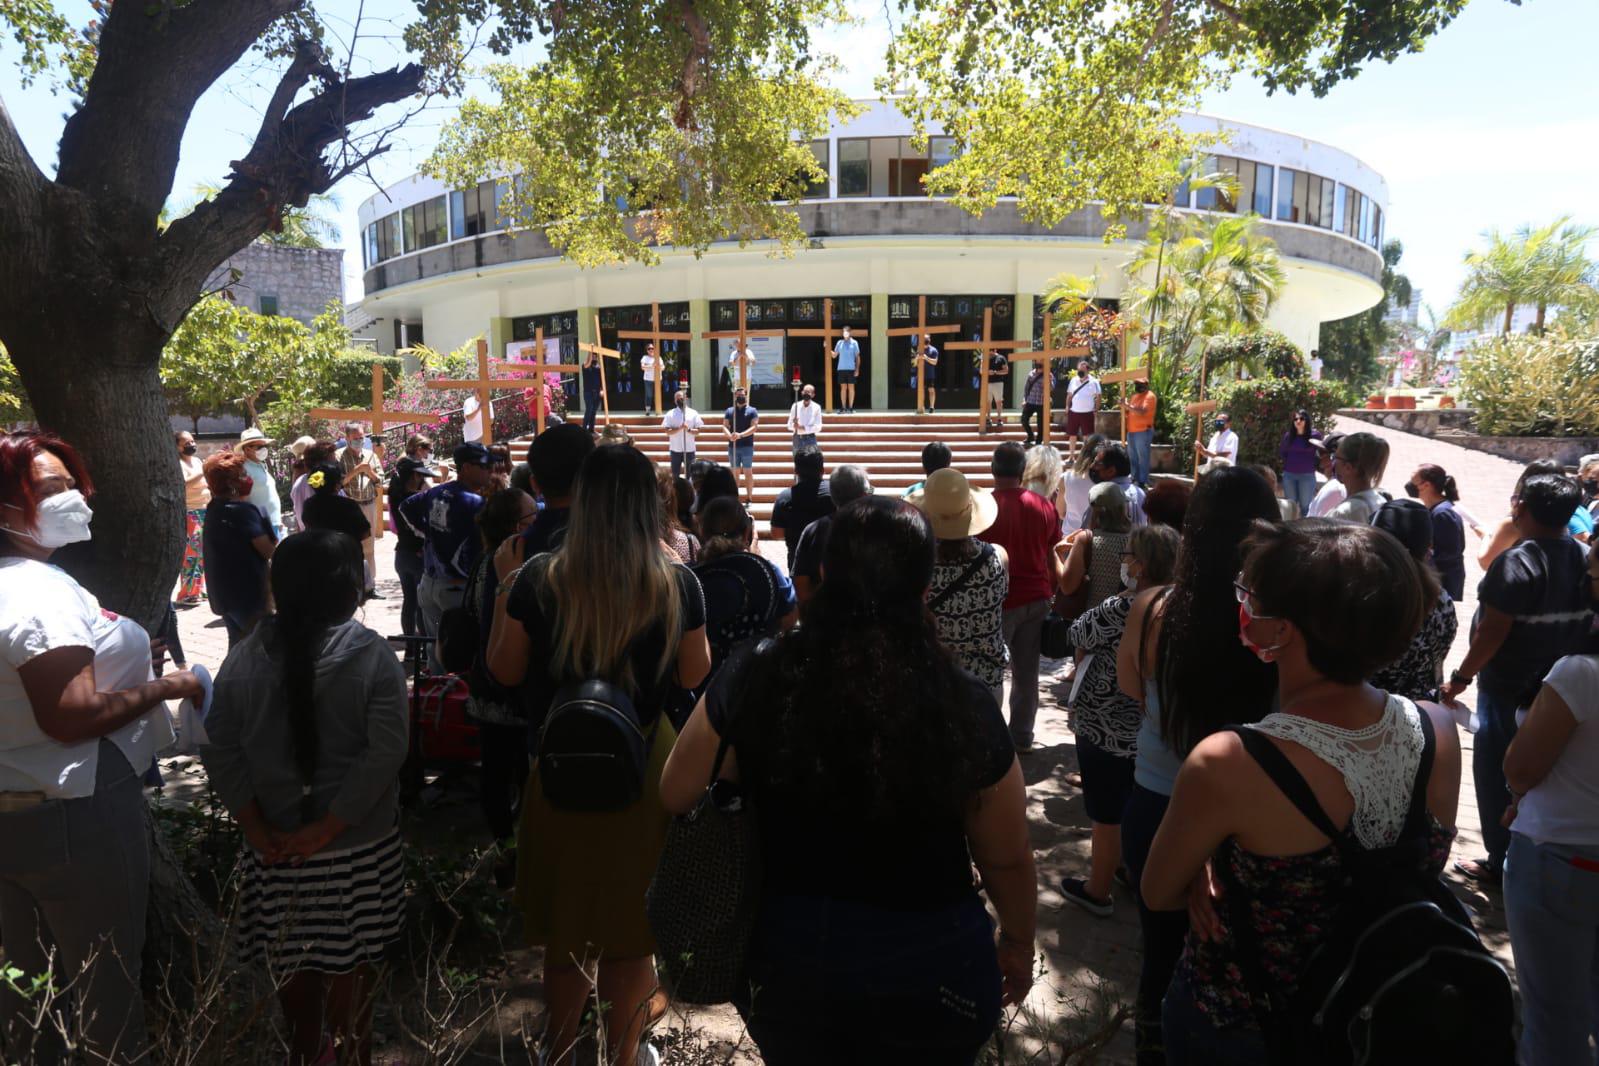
[1221,709,1515,1066]
[536,680,656,812]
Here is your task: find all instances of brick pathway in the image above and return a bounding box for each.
[164,416,1527,1062]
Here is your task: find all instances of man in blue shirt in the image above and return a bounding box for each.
[724,388,759,507]
[399,442,493,671]
[832,325,862,414]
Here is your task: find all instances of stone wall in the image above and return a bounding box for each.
[206,243,345,325]
[1341,407,1599,468]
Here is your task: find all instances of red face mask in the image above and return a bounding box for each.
[1238,601,1285,663]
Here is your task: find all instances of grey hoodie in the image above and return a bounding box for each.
[202,618,409,851]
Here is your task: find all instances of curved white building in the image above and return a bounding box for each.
[355,101,1387,412]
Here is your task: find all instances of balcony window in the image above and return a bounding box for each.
[1332,185,1347,233]
[377,214,401,261]
[802,139,829,199]
[1275,169,1297,222]
[401,196,447,253]
[839,138,869,196]
[1371,204,1383,248]
[450,180,499,239]
[1318,179,1336,230]
[364,223,380,267]
[1251,162,1273,216]
[929,136,957,171]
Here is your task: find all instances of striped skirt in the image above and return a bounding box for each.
[235,830,405,976]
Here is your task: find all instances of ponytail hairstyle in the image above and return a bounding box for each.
[268,530,363,824]
[1414,463,1460,503]
[695,496,752,562]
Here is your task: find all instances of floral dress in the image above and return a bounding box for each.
[1371,591,1458,703]
[928,543,1010,690]
[179,455,209,602]
[1065,595,1142,757]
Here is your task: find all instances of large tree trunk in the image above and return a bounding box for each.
[10,324,184,632]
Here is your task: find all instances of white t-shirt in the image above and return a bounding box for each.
[1309,356,1324,381]
[661,406,705,453]
[788,401,822,436]
[1061,472,1094,532]
[1516,654,1599,846]
[1309,478,1346,518]
[1067,376,1102,413]
[640,354,659,382]
[1207,429,1239,464]
[0,557,170,797]
[1329,488,1385,525]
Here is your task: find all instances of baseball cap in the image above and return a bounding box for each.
[453,442,493,467]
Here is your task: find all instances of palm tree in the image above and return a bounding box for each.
[1446,217,1597,335]
[1125,211,1285,381]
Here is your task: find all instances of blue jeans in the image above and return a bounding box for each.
[1282,472,1318,518]
[1122,783,1189,1065]
[670,450,695,479]
[582,389,601,431]
[1472,686,1520,871]
[1505,833,1599,1066]
[741,895,1001,1065]
[1162,973,1271,1066]
[394,547,424,641]
[791,433,816,453]
[1129,429,1154,486]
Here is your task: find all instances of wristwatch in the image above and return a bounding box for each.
[1448,669,1474,687]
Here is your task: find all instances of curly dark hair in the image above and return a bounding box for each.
[735,496,989,824]
[1157,465,1281,756]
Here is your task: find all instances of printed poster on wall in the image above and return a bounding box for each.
[717,336,786,387]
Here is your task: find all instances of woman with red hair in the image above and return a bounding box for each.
[0,430,203,1063]
[201,450,277,648]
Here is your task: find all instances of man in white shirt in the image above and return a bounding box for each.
[786,384,823,452]
[1307,434,1348,517]
[1195,411,1239,471]
[727,343,757,395]
[1308,349,1324,381]
[833,325,862,413]
[1064,361,1101,461]
[640,342,660,415]
[661,390,704,479]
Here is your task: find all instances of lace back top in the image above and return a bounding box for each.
[1246,694,1424,849]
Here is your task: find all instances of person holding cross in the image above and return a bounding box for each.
[724,388,760,507]
[918,339,942,413]
[785,383,822,452]
[662,390,705,479]
[1122,379,1157,488]
[638,342,661,416]
[336,422,382,601]
[1021,362,1056,447]
[986,350,1011,426]
[833,325,861,414]
[581,348,605,433]
[1064,361,1102,461]
[727,342,757,394]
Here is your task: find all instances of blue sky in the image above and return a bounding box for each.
[6,0,1596,317]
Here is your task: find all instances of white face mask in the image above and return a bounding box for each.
[5,490,94,548]
[1120,562,1137,589]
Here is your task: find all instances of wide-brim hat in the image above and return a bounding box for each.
[237,427,274,448]
[910,468,998,540]
[288,435,317,458]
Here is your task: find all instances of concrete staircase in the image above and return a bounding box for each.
[509,410,1046,538]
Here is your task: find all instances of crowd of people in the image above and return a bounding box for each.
[2,406,1596,1066]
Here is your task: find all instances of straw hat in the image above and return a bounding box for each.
[236,427,274,449]
[288,435,317,458]
[911,468,998,540]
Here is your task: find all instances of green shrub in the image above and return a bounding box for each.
[1192,376,1352,472]
[1458,328,1599,437]
[322,354,407,409]
[1206,330,1306,380]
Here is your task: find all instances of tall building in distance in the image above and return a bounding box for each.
[1384,288,1423,327]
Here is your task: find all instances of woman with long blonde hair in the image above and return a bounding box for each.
[486,444,711,1066]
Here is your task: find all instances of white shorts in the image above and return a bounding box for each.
[988,382,1006,400]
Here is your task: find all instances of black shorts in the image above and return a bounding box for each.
[837,369,857,385]
[1077,737,1135,825]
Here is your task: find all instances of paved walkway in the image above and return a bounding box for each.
[163,416,1528,1062]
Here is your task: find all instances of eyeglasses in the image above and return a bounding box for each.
[1233,573,1278,617]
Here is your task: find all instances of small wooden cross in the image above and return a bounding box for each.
[311,364,430,540]
[618,302,694,415]
[885,296,961,415]
[495,332,585,435]
[701,300,786,393]
[1185,398,1221,475]
[1101,365,1151,446]
[785,297,851,414]
[1009,313,1091,445]
[946,307,1031,433]
[577,314,624,424]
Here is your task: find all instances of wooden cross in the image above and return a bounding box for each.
[1009,312,1090,445]
[1100,366,1150,446]
[885,296,961,415]
[946,307,1031,433]
[577,314,624,424]
[785,298,850,414]
[618,302,694,415]
[701,300,786,393]
[495,331,585,435]
[1185,399,1221,475]
[311,364,430,541]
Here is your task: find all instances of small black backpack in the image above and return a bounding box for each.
[1221,708,1516,1066]
[536,680,656,812]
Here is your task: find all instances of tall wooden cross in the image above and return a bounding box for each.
[618,303,694,415]
[577,314,624,424]
[947,307,1031,433]
[1187,346,1217,475]
[701,300,785,393]
[785,297,849,414]
[885,296,962,415]
[310,363,430,541]
[1100,366,1150,446]
[1009,312,1090,445]
[496,331,586,435]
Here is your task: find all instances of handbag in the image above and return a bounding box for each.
[646,645,767,1004]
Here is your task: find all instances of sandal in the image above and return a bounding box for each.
[1453,857,1502,886]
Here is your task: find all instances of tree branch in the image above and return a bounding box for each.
[55,0,302,217]
[675,0,712,131]
[0,93,51,318]
[156,62,424,322]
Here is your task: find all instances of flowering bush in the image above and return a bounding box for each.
[1179,376,1352,472]
[1204,330,1306,379]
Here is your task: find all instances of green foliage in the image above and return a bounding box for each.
[1208,376,1354,472]
[1458,327,1599,437]
[160,297,353,426]
[1204,330,1305,380]
[1445,217,1598,335]
[0,340,27,423]
[1320,239,1411,390]
[0,0,97,92]
[323,354,407,409]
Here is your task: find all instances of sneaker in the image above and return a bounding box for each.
[1060,878,1114,918]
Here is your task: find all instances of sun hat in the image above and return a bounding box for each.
[1087,480,1130,524]
[910,468,999,540]
[237,427,274,448]
[288,435,317,458]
